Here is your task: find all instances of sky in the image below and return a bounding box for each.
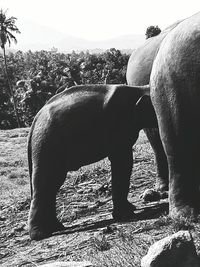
[1,0,200,42]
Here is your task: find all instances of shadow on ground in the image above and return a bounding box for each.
[53,200,169,237]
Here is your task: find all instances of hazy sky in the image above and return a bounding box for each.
[1,0,200,41]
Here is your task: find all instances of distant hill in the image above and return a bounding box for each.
[55,34,145,53]
[12,19,145,52]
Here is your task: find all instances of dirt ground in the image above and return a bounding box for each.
[0,128,200,266]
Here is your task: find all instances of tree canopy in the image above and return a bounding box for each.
[0,9,20,49]
[145,25,161,39]
[0,48,130,128]
[0,9,21,127]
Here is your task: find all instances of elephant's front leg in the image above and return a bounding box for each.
[110,145,136,221]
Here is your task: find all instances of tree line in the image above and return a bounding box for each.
[0,48,130,128]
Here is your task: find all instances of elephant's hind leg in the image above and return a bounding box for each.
[167,140,200,218]
[153,88,200,218]
[28,157,67,240]
[144,128,168,192]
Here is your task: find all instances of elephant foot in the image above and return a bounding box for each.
[169,204,200,220]
[112,201,136,221]
[29,219,65,241]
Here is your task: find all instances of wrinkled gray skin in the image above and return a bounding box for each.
[126,19,183,193]
[151,12,200,218]
[28,84,153,240]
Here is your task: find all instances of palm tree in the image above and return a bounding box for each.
[0,9,21,127]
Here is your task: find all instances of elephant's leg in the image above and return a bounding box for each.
[144,128,169,192]
[153,98,200,218]
[110,145,136,221]
[29,158,67,240]
[164,136,200,218]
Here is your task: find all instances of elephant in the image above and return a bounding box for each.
[126,19,184,195]
[27,84,154,240]
[150,11,200,218]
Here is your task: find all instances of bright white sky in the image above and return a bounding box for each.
[1,0,200,40]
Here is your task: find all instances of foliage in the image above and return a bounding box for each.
[145,25,161,39]
[0,9,20,48]
[0,9,21,127]
[91,233,111,251]
[0,48,130,128]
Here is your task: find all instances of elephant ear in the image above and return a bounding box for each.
[135,95,158,129]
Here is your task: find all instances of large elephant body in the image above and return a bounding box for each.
[126,19,183,85]
[28,84,152,240]
[126,19,184,192]
[150,12,200,217]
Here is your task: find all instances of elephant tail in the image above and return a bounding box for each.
[27,126,34,198]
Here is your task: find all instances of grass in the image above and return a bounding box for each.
[1,128,200,266]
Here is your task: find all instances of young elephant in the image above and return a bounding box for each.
[28,84,153,240]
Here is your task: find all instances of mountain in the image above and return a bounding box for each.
[55,34,145,52]
[13,19,145,52]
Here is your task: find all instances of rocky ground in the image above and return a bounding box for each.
[0,128,200,267]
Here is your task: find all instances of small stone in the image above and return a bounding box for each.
[0,216,6,221]
[141,189,160,202]
[77,189,84,194]
[141,230,199,267]
[102,225,117,234]
[11,223,26,235]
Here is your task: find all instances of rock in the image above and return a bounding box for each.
[12,223,26,233]
[141,189,161,202]
[0,216,6,221]
[141,231,199,267]
[39,261,93,267]
[102,225,117,234]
